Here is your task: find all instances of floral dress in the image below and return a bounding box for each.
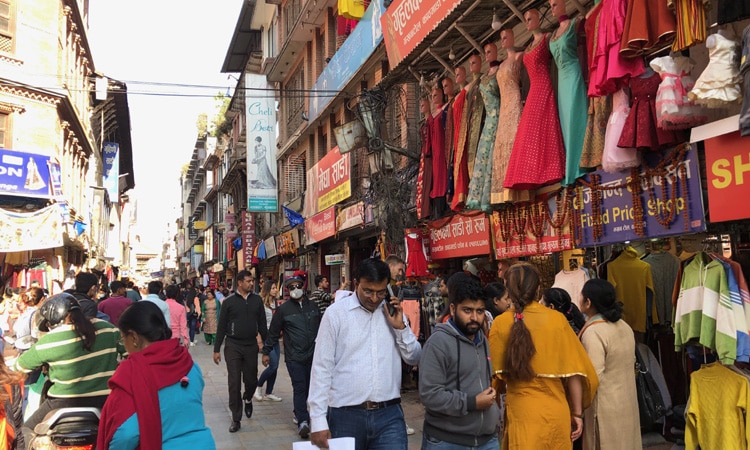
[466,72,499,212]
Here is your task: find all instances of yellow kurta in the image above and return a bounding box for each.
[489,302,598,450]
[606,247,657,332]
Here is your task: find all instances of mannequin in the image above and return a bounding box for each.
[441,75,456,199]
[504,9,566,191]
[689,30,742,108]
[549,0,588,186]
[416,97,433,219]
[441,76,456,103]
[463,53,486,177]
[429,85,448,217]
[451,59,480,210]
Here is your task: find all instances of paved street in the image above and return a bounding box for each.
[192,339,425,449]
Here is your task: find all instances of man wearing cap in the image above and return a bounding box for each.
[262,274,321,439]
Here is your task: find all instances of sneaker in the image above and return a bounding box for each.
[264,393,282,402]
[293,415,298,425]
[406,424,415,435]
[253,387,264,402]
[298,421,310,439]
[189,342,196,347]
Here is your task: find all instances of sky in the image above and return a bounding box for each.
[87,1,243,250]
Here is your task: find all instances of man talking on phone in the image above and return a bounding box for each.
[308,258,422,450]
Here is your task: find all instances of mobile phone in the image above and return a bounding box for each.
[385,284,398,316]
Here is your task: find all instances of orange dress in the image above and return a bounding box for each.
[620,0,676,58]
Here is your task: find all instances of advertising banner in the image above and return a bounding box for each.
[337,201,364,231]
[704,130,750,223]
[308,0,385,122]
[325,254,346,265]
[277,229,299,256]
[102,142,120,202]
[0,148,54,198]
[0,204,63,252]
[490,194,574,259]
[429,213,490,260]
[241,212,256,268]
[575,144,706,247]
[245,73,279,212]
[264,236,278,259]
[304,147,351,215]
[305,206,336,245]
[381,0,462,70]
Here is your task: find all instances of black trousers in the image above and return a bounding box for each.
[225,340,259,422]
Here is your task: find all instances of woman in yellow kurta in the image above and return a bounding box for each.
[489,263,598,450]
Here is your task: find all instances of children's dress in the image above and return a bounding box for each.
[618,72,679,151]
[689,33,742,108]
[650,55,707,130]
[602,89,640,173]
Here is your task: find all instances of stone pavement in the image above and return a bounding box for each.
[191,339,425,450]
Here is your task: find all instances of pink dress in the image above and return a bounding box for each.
[650,55,708,130]
[602,89,640,173]
[504,35,565,190]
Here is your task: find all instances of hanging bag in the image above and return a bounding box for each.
[635,347,667,426]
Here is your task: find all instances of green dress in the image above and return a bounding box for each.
[549,18,589,185]
[466,72,499,212]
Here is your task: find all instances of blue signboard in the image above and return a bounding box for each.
[0,148,53,198]
[307,0,385,122]
[102,142,120,202]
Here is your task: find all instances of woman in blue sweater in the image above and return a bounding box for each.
[97,301,215,450]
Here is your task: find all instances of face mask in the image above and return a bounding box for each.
[290,288,304,300]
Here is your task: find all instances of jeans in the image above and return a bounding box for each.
[329,403,408,450]
[225,340,259,422]
[258,342,280,394]
[421,431,499,450]
[285,359,312,423]
[187,314,198,343]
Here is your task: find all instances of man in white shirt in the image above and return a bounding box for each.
[308,258,421,450]
[141,280,171,327]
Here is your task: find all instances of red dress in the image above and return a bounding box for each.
[504,36,565,190]
[430,108,448,198]
[416,119,432,220]
[450,89,469,211]
[405,231,428,277]
[617,72,680,151]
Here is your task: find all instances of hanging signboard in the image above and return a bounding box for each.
[303,147,351,216]
[242,212,256,268]
[305,206,336,245]
[264,236,278,259]
[704,130,750,223]
[245,73,279,212]
[337,201,364,231]
[102,142,120,202]
[429,213,491,260]
[277,229,299,256]
[0,204,63,252]
[325,254,346,265]
[0,148,54,198]
[575,144,706,247]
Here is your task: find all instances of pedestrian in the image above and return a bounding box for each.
[124,280,141,302]
[308,258,421,450]
[141,280,171,327]
[419,275,500,449]
[261,275,321,438]
[165,284,189,346]
[578,279,642,449]
[541,287,586,334]
[201,289,220,345]
[308,275,334,315]
[0,351,23,450]
[13,287,44,341]
[213,270,267,433]
[97,301,216,449]
[488,263,598,449]
[97,281,131,326]
[255,280,282,402]
[482,282,509,335]
[65,272,105,320]
[186,286,202,347]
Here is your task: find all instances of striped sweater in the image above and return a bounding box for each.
[15,318,122,398]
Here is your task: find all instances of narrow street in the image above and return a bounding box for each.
[192,340,425,449]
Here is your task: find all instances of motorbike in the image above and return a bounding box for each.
[28,407,99,450]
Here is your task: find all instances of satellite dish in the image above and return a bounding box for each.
[334,121,367,154]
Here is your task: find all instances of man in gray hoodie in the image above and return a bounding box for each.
[419,273,500,449]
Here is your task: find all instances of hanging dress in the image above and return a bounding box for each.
[466,72,499,212]
[620,0,676,57]
[689,33,742,108]
[618,71,680,151]
[504,35,565,191]
[430,107,449,198]
[405,232,428,277]
[416,118,432,220]
[451,86,471,211]
[550,18,589,185]
[580,2,610,169]
[670,0,708,52]
[650,55,707,130]
[602,89,640,173]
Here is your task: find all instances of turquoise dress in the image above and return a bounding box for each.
[549,19,589,185]
[466,72,499,212]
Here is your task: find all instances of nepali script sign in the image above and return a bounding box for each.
[429,213,490,260]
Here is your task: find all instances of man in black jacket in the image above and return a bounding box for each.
[262,275,321,439]
[213,270,268,433]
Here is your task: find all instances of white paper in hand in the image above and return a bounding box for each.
[292,437,355,450]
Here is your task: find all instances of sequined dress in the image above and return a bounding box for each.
[492,56,522,204]
[466,72,499,212]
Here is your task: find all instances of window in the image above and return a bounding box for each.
[0,112,8,148]
[0,0,13,54]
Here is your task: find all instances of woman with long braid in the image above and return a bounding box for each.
[488,263,598,449]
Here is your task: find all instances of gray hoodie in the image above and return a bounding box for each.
[419,321,500,446]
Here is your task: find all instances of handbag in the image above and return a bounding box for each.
[635,347,667,426]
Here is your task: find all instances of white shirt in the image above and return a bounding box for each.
[308,291,421,433]
[142,294,171,327]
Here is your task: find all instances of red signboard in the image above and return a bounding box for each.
[306,206,336,245]
[304,147,351,216]
[241,212,255,268]
[380,0,462,69]
[704,130,750,223]
[429,213,491,260]
[490,204,573,259]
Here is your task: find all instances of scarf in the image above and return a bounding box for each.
[97,339,194,450]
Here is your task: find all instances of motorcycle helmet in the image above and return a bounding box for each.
[38,293,80,332]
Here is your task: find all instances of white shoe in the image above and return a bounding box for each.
[405,424,415,435]
[264,393,282,402]
[253,387,264,402]
[189,342,196,347]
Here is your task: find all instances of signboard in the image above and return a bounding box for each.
[49,161,63,199]
[0,204,63,251]
[242,212,256,268]
[325,254,346,265]
[576,144,706,247]
[429,213,491,260]
[704,130,750,222]
[490,195,573,259]
[194,220,207,230]
[246,73,279,212]
[303,147,351,215]
[102,142,120,202]
[308,0,385,122]
[0,148,54,198]
[264,236,278,259]
[188,218,198,240]
[381,0,462,70]
[277,229,299,256]
[306,206,336,245]
[337,201,364,231]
